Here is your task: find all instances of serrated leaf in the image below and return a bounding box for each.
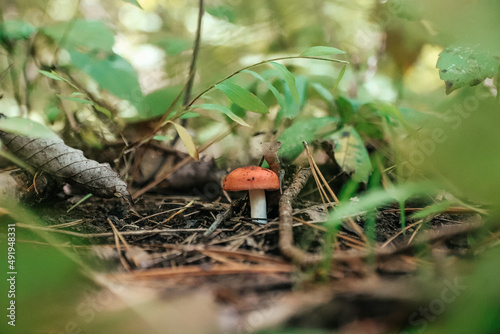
[38,70,64,82]
[57,95,93,104]
[168,122,199,161]
[327,126,372,183]
[215,82,268,114]
[270,62,299,106]
[70,50,142,108]
[278,117,338,162]
[242,69,287,114]
[0,117,58,139]
[437,45,499,94]
[43,20,114,52]
[192,104,251,127]
[124,0,142,8]
[300,46,345,57]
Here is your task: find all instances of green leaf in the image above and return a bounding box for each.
[167,122,199,161]
[410,201,453,220]
[206,5,236,23]
[311,82,334,105]
[326,126,372,183]
[70,50,142,109]
[333,65,347,91]
[437,44,499,94]
[242,69,287,114]
[43,20,114,52]
[300,46,345,57]
[192,104,251,127]
[1,20,37,40]
[93,104,112,119]
[270,62,300,106]
[276,75,308,122]
[57,95,93,104]
[215,82,268,114]
[38,70,65,82]
[278,117,338,162]
[123,0,142,8]
[0,117,58,139]
[153,38,192,56]
[326,182,434,229]
[137,86,182,121]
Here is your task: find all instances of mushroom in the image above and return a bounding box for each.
[222,166,280,224]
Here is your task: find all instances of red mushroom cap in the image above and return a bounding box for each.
[222,166,280,191]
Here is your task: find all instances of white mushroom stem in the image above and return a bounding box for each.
[248,189,267,224]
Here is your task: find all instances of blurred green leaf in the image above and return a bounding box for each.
[311,82,334,105]
[0,117,58,139]
[93,104,113,119]
[333,65,347,92]
[57,95,93,104]
[70,51,142,108]
[271,62,300,106]
[326,182,434,229]
[326,125,372,183]
[138,86,182,121]
[206,5,236,23]
[216,82,268,114]
[192,103,251,127]
[278,117,338,162]
[437,44,499,94]
[0,20,36,40]
[276,75,308,122]
[43,20,114,52]
[153,38,192,55]
[300,46,345,57]
[38,70,65,82]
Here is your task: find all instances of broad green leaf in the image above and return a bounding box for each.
[1,20,36,40]
[326,182,434,229]
[192,104,251,127]
[70,50,142,109]
[57,95,93,104]
[437,44,499,94]
[124,0,142,8]
[278,117,338,162]
[180,112,200,119]
[38,70,64,82]
[242,69,287,113]
[0,117,58,139]
[327,126,372,183]
[270,62,299,106]
[167,121,199,161]
[135,85,182,121]
[43,20,114,52]
[300,46,345,57]
[215,82,268,114]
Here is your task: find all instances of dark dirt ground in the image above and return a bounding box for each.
[22,186,482,334]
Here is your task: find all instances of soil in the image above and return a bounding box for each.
[27,188,481,333]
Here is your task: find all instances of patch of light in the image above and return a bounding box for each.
[404,44,443,94]
[119,4,162,32]
[47,0,78,21]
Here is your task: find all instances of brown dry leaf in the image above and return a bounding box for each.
[0,129,131,202]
